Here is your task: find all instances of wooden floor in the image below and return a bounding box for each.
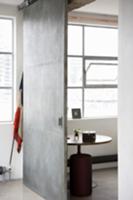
[0,168,117,200]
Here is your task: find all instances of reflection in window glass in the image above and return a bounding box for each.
[68,25,83,55]
[0,18,13,121]
[67,89,82,118]
[0,55,12,87]
[85,59,118,85]
[0,19,12,52]
[0,89,12,121]
[84,88,117,117]
[85,26,118,57]
[68,57,83,87]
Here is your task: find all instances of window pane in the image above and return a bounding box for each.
[68,57,83,87]
[85,59,118,85]
[85,26,118,56]
[68,25,83,55]
[0,19,12,52]
[84,88,117,117]
[0,89,12,121]
[67,89,82,118]
[0,55,12,87]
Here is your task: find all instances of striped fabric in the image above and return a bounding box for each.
[13,106,23,153]
[13,74,23,153]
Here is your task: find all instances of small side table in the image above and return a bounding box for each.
[67,134,112,196]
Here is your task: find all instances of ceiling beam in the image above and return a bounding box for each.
[68,0,96,12]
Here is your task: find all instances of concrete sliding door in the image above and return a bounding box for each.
[23,0,67,200]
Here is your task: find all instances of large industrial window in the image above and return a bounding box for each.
[0,18,14,122]
[67,24,118,118]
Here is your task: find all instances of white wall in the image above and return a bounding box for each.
[0,4,23,180]
[119,0,133,199]
[67,117,117,169]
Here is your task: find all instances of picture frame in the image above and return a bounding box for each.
[72,108,81,119]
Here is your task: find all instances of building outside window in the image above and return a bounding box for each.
[67,24,118,119]
[0,18,14,122]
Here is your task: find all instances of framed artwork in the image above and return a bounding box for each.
[72,108,81,119]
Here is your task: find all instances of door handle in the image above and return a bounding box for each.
[58,117,63,127]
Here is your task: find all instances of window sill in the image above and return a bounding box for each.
[0,121,13,125]
[67,115,118,121]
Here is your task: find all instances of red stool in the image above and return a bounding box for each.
[70,153,92,196]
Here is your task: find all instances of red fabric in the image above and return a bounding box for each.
[13,107,22,153]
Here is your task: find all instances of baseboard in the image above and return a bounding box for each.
[92,154,118,164]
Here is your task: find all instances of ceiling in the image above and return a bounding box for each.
[0,0,118,15]
[76,0,118,15]
[0,0,23,5]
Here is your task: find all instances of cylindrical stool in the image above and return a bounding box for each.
[70,153,92,196]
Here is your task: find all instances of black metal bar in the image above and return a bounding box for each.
[18,0,39,10]
[9,138,15,166]
[92,154,118,164]
[77,145,81,154]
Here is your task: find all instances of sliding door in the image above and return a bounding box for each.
[23,0,67,200]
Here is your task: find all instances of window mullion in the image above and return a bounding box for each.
[84,56,118,61]
[0,52,12,55]
[12,18,14,121]
[85,85,118,88]
[82,26,85,117]
[0,87,12,89]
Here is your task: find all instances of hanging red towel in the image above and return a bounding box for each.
[13,106,23,153]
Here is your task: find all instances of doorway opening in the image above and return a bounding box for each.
[67,0,118,199]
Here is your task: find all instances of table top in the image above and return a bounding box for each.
[67,134,112,146]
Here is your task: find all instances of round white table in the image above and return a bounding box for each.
[67,134,112,154]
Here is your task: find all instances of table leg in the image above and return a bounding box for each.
[77,145,81,154]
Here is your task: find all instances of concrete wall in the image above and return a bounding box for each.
[67,117,117,169]
[0,4,23,180]
[119,0,133,199]
[23,0,67,200]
